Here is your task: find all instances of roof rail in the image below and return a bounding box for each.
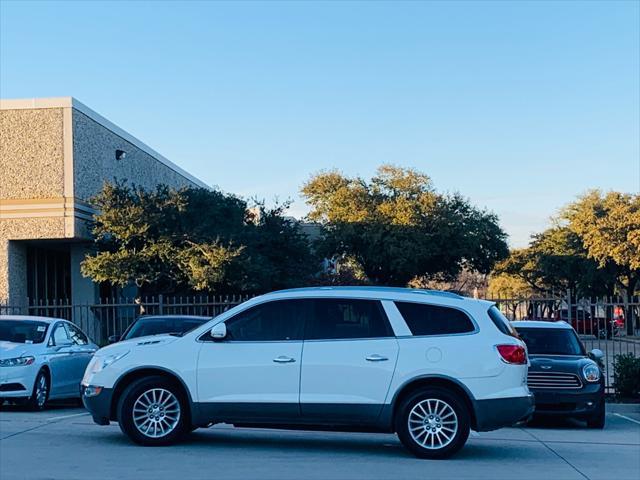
[272,286,464,299]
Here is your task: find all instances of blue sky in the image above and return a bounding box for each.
[1,1,638,247]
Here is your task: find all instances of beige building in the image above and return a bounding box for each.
[0,97,207,306]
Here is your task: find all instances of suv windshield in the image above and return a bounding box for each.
[515,327,585,356]
[0,320,49,344]
[123,317,207,340]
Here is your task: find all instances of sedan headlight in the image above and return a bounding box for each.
[88,351,129,374]
[0,356,35,367]
[583,362,600,382]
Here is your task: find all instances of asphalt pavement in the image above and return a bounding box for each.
[1,402,639,480]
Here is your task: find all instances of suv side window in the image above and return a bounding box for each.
[67,323,89,345]
[306,299,393,340]
[395,302,475,336]
[224,300,308,341]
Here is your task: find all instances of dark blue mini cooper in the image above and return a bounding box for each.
[513,321,605,429]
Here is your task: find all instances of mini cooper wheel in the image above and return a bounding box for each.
[117,376,188,446]
[396,387,470,459]
[27,370,49,411]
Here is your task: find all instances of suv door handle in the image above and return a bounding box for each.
[365,354,388,362]
[273,356,296,363]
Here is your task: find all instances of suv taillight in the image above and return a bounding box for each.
[496,344,527,365]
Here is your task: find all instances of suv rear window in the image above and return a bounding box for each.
[395,302,475,336]
[487,306,519,338]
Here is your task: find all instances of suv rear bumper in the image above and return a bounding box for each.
[474,394,535,431]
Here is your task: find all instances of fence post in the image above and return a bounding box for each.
[158,294,164,315]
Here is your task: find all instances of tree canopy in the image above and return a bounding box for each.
[494,191,640,300]
[493,226,616,298]
[81,182,318,295]
[301,165,509,286]
[563,190,640,298]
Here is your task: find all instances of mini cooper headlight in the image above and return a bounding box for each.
[0,356,35,367]
[583,363,600,382]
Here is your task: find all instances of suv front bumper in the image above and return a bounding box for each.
[474,394,535,431]
[82,385,113,425]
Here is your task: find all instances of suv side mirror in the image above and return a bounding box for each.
[210,323,227,340]
[589,348,604,361]
[108,334,121,344]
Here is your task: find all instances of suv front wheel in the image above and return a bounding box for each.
[395,387,470,459]
[117,376,188,446]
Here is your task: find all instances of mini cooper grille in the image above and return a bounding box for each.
[527,371,582,389]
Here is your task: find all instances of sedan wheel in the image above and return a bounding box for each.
[27,371,49,411]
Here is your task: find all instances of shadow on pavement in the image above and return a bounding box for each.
[88,425,499,460]
[525,416,590,430]
[0,399,83,412]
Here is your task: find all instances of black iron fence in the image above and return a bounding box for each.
[2,292,638,393]
[0,295,251,346]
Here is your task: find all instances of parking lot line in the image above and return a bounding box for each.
[519,428,590,480]
[45,412,90,422]
[613,413,640,425]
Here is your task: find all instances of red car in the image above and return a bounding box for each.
[552,309,614,339]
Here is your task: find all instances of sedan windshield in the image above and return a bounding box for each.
[123,317,207,340]
[515,327,585,356]
[0,320,49,344]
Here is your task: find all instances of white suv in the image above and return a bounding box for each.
[82,287,533,459]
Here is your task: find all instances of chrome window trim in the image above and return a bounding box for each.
[196,296,397,343]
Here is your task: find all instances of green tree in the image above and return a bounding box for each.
[81,182,317,295]
[563,190,640,334]
[487,273,533,298]
[494,226,617,298]
[301,165,509,286]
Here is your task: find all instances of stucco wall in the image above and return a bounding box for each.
[72,110,199,201]
[0,108,65,199]
[1,102,203,304]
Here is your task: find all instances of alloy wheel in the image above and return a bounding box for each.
[132,388,181,438]
[35,374,48,408]
[408,398,458,450]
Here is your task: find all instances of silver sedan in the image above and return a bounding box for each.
[0,315,98,410]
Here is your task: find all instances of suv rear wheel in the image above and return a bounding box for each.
[395,387,470,459]
[117,376,188,445]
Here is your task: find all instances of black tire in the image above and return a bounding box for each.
[586,401,605,429]
[26,370,49,411]
[395,387,471,459]
[117,376,189,446]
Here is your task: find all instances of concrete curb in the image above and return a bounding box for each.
[606,403,640,414]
